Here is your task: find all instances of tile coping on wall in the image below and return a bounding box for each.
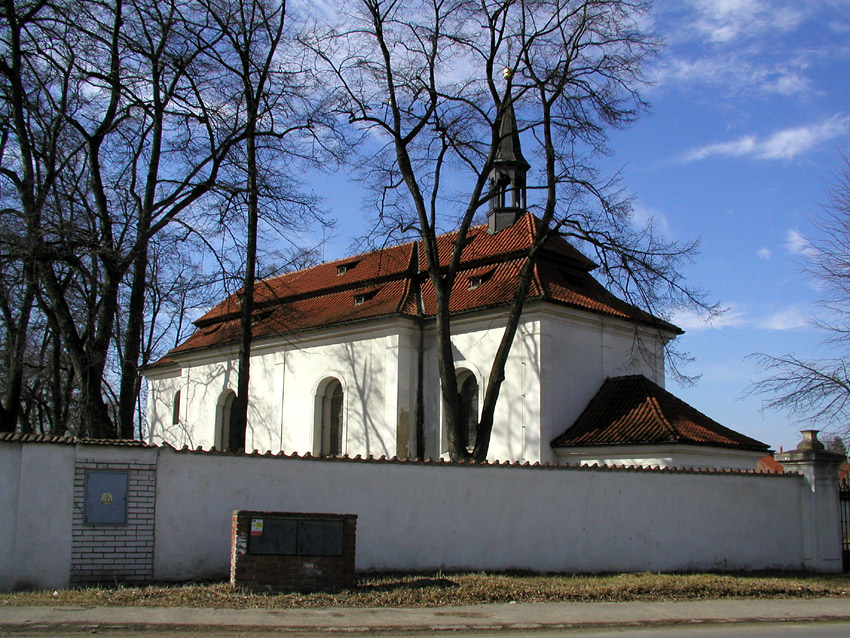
[0,432,795,477]
[0,433,156,447]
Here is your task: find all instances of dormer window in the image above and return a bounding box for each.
[337,260,360,276]
[353,287,380,305]
[251,308,273,324]
[468,268,495,290]
[559,266,586,290]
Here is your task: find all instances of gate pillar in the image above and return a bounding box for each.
[777,430,844,572]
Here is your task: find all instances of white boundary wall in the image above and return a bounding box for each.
[155,448,805,579]
[0,438,839,591]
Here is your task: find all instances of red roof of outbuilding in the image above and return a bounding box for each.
[551,375,769,452]
[757,455,784,473]
[157,214,680,362]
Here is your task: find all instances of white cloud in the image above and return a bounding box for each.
[756,306,810,330]
[683,136,756,162]
[672,303,811,332]
[757,248,772,260]
[759,118,848,159]
[671,306,748,332]
[769,71,810,96]
[651,55,810,97]
[785,229,816,256]
[684,0,805,43]
[631,204,672,238]
[681,116,850,163]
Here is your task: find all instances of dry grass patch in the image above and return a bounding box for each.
[2,572,849,609]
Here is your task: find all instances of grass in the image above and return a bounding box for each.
[2,571,850,609]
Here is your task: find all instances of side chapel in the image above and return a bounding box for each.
[143,100,769,470]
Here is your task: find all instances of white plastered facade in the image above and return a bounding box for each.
[145,300,666,464]
[552,444,765,471]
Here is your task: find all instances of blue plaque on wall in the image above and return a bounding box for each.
[84,470,129,525]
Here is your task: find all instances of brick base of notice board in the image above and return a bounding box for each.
[230,510,357,592]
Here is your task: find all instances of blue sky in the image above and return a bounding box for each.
[600,0,850,453]
[315,0,850,453]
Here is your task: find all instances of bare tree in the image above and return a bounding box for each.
[0,0,76,432]
[306,0,715,461]
[749,151,850,443]
[182,0,337,450]
[0,0,272,438]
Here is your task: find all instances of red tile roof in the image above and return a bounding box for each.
[551,375,769,452]
[757,455,784,473]
[159,214,680,361]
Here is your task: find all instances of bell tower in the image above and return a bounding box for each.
[487,69,530,235]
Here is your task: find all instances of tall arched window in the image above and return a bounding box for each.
[318,379,344,456]
[457,370,479,452]
[216,390,237,451]
[172,390,181,425]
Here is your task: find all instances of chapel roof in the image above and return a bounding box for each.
[551,375,770,453]
[156,213,680,362]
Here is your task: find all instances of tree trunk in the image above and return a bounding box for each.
[0,277,35,432]
[232,120,258,452]
[118,245,149,439]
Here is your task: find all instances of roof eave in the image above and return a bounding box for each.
[550,438,770,454]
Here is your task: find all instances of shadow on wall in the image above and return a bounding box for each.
[340,340,388,457]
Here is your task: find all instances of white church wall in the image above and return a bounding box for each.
[146,320,417,458]
[145,365,183,446]
[537,307,667,464]
[178,353,237,450]
[280,325,397,458]
[144,307,670,464]
[553,444,765,471]
[418,310,542,462]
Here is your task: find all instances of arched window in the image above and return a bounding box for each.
[457,370,479,452]
[317,379,344,456]
[172,390,181,425]
[216,390,237,451]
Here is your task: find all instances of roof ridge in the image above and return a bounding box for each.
[531,257,545,299]
[258,240,415,289]
[639,376,684,441]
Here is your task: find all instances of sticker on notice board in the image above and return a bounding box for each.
[251,519,264,536]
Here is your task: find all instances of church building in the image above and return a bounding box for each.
[143,101,769,470]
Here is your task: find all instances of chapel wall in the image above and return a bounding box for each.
[145,368,183,447]
[279,329,401,458]
[419,314,542,462]
[538,310,667,464]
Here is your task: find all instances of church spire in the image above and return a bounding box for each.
[487,68,530,235]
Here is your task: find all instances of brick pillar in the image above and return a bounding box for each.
[777,430,844,572]
[230,511,357,592]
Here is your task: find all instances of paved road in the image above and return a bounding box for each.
[3,598,850,635]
